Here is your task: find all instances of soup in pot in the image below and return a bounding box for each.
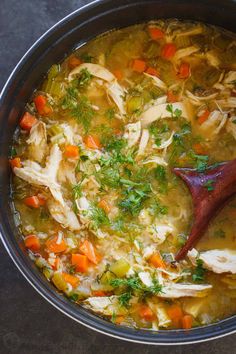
[10,19,236,330]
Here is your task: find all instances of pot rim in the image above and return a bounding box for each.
[1,0,236,345]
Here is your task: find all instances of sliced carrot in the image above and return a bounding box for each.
[182,314,193,329]
[34,95,53,116]
[178,62,190,79]
[115,315,125,324]
[71,253,89,273]
[145,67,159,77]
[9,157,21,169]
[45,235,67,253]
[92,290,107,297]
[193,143,206,155]
[62,273,79,287]
[167,304,183,327]
[98,199,110,214]
[24,235,40,252]
[132,59,147,73]
[68,55,82,69]
[84,135,101,149]
[161,43,177,59]
[20,112,38,131]
[149,253,166,269]
[79,240,98,264]
[167,90,179,103]
[198,109,210,125]
[64,145,80,159]
[24,196,41,208]
[139,305,155,321]
[148,27,165,40]
[113,69,123,81]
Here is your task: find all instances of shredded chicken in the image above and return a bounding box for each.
[140,102,188,127]
[124,121,141,147]
[188,248,236,274]
[27,121,47,163]
[159,282,212,298]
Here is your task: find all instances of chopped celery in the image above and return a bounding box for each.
[43,267,53,280]
[48,64,60,80]
[126,96,143,114]
[100,270,116,285]
[52,272,67,291]
[48,124,63,137]
[109,259,130,277]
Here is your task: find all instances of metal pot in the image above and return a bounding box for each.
[1,0,236,345]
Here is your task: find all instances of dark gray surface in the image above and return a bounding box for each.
[0,0,236,353]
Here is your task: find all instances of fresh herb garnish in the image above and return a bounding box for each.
[154,165,168,193]
[80,53,93,63]
[118,182,151,216]
[110,275,162,307]
[76,68,92,88]
[214,229,225,238]
[90,205,110,229]
[61,87,95,132]
[105,108,116,120]
[203,179,215,191]
[72,183,83,199]
[166,104,182,120]
[192,259,206,282]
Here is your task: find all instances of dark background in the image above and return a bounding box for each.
[0,1,236,353]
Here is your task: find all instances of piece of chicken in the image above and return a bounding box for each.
[27,121,47,163]
[188,248,236,274]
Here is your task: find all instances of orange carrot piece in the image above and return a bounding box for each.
[92,290,107,297]
[145,67,159,77]
[182,314,193,329]
[148,27,164,40]
[193,143,206,155]
[98,199,110,213]
[20,112,38,131]
[139,305,155,321]
[161,43,177,59]
[113,69,123,81]
[34,95,53,116]
[115,315,125,324]
[84,135,101,149]
[132,59,147,73]
[9,157,21,169]
[71,253,89,273]
[178,62,190,79]
[64,145,80,158]
[62,273,79,287]
[149,253,166,269]
[68,55,82,69]
[24,235,40,252]
[79,240,98,264]
[24,196,41,208]
[45,235,67,253]
[198,109,210,125]
[167,304,183,327]
[167,90,179,103]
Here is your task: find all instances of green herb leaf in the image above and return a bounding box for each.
[203,179,215,191]
[192,259,206,282]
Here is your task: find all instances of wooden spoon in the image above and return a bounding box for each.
[173,158,236,261]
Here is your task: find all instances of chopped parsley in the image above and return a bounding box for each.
[90,205,110,229]
[61,87,95,132]
[154,165,168,193]
[166,104,182,120]
[79,53,93,63]
[214,229,225,238]
[110,275,163,307]
[76,68,92,88]
[118,182,151,216]
[105,108,116,120]
[192,259,206,282]
[203,179,215,191]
